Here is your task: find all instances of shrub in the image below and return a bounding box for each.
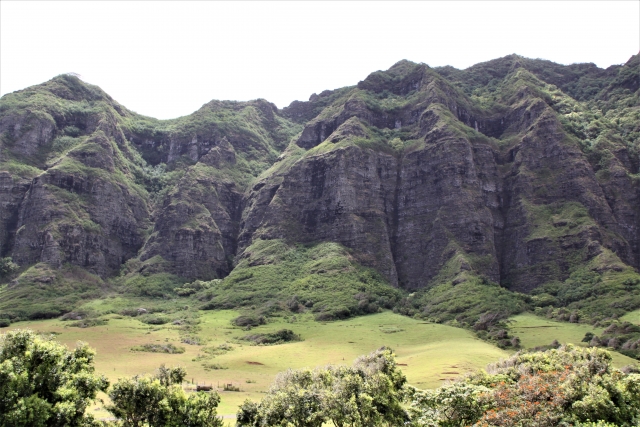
[408,345,640,426]
[240,329,301,345]
[237,347,407,427]
[202,363,227,371]
[69,318,108,328]
[138,314,169,325]
[107,365,223,427]
[232,315,266,328]
[0,329,109,427]
[131,343,185,354]
[0,257,19,278]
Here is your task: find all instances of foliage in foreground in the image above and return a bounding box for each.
[106,365,223,427]
[0,329,224,427]
[408,345,640,427]
[235,345,640,427]
[0,329,108,427]
[236,347,408,427]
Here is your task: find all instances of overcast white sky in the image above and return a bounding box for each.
[1,1,638,119]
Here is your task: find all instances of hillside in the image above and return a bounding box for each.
[1,54,639,338]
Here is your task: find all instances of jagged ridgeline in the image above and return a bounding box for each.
[1,54,639,325]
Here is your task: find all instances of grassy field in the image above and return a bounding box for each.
[621,309,640,325]
[508,313,637,366]
[1,310,508,420]
[3,310,637,423]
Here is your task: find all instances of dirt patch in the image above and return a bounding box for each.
[246,361,264,365]
[442,371,459,374]
[397,363,408,366]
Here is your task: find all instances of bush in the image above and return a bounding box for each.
[139,314,169,325]
[0,318,10,328]
[408,345,640,426]
[232,315,266,328]
[0,257,19,278]
[107,365,223,427]
[131,343,185,354]
[69,318,108,328]
[237,348,407,427]
[240,329,302,345]
[0,329,109,427]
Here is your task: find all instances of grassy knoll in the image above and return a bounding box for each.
[0,310,508,420]
[507,313,636,366]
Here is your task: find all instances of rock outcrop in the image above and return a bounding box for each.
[1,54,638,308]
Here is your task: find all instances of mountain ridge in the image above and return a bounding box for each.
[1,54,639,331]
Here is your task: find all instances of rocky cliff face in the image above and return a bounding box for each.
[241,56,640,294]
[1,54,639,319]
[0,78,151,278]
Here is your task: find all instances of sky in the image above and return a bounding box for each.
[1,1,639,120]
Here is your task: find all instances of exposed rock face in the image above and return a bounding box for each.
[240,55,640,292]
[140,137,244,280]
[0,112,57,158]
[240,144,400,284]
[6,132,150,278]
[1,54,638,299]
[0,172,31,256]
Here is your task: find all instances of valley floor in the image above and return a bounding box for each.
[2,309,638,423]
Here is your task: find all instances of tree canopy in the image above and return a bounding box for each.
[407,345,640,427]
[106,364,223,427]
[0,329,109,427]
[236,347,408,427]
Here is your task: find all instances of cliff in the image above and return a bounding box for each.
[1,54,639,323]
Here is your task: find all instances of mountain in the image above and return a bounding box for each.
[1,54,639,329]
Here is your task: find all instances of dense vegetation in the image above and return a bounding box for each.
[0,329,109,426]
[236,347,408,427]
[196,240,404,321]
[409,345,640,426]
[236,346,640,427]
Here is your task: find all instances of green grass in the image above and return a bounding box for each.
[507,313,636,367]
[198,239,404,320]
[0,263,105,320]
[621,309,640,325]
[0,310,510,421]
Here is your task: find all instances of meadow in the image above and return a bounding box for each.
[507,313,637,366]
[2,309,508,419]
[1,309,638,423]
[621,308,640,325]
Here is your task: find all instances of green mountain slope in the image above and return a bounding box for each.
[1,55,639,334]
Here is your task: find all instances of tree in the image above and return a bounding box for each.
[0,329,109,427]
[407,382,492,427]
[236,347,408,427]
[106,364,223,427]
[236,368,325,427]
[407,345,640,427]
